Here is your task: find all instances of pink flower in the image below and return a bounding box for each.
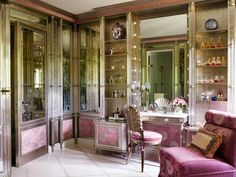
[172,97,187,107]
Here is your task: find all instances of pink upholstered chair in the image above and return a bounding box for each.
[123,105,162,172]
[159,110,236,177]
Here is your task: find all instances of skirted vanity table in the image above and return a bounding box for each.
[140,110,188,161]
[140,111,188,147]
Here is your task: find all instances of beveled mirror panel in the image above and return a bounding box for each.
[22,28,45,121]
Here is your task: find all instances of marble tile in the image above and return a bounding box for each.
[62,164,106,177]
[57,154,94,165]
[12,167,28,177]
[87,153,126,165]
[12,139,160,177]
[27,155,59,166]
[27,165,67,177]
[108,174,150,177]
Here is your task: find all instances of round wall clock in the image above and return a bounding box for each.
[112,22,125,40]
[205,19,218,31]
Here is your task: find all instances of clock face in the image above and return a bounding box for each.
[205,19,218,31]
[112,22,125,40]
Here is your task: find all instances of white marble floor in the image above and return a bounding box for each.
[12,139,160,177]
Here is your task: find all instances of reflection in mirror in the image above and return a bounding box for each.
[22,28,45,121]
[140,14,188,105]
[148,49,173,102]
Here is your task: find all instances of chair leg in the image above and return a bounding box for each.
[141,144,144,172]
[157,144,161,162]
[126,141,133,164]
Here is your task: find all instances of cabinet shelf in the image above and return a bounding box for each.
[81,84,99,87]
[197,47,227,50]
[197,82,227,86]
[196,29,227,35]
[105,83,127,86]
[197,100,227,104]
[196,65,227,68]
[105,69,127,72]
[23,84,43,86]
[105,39,127,43]
[105,97,127,100]
[105,54,127,57]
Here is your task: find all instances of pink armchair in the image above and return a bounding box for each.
[159,110,236,177]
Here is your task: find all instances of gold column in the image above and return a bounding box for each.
[188,1,196,125]
[0,1,11,176]
[100,16,105,118]
[228,0,236,113]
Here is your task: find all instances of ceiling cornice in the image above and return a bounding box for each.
[13,0,190,24]
[13,0,76,23]
[76,0,189,24]
[76,11,99,24]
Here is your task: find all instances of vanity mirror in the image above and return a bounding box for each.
[140,14,189,105]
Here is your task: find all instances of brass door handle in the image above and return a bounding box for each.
[1,89,11,94]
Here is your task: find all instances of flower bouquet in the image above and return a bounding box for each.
[172,97,188,113]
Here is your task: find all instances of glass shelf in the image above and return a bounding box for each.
[105,83,127,86]
[105,97,127,100]
[197,47,228,50]
[105,54,127,57]
[196,65,227,68]
[105,39,127,43]
[197,82,227,85]
[196,29,228,35]
[105,69,127,71]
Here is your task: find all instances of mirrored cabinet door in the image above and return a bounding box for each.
[22,28,45,122]
[79,23,100,112]
[63,25,72,113]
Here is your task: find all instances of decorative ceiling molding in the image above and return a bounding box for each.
[76,11,100,24]
[13,0,75,23]
[76,0,189,24]
[13,0,189,24]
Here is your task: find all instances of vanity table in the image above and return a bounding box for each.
[140,111,188,147]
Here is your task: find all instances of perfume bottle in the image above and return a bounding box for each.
[217,37,224,47]
[221,56,226,65]
[109,76,114,84]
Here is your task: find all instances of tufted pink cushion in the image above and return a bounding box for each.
[131,130,162,143]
